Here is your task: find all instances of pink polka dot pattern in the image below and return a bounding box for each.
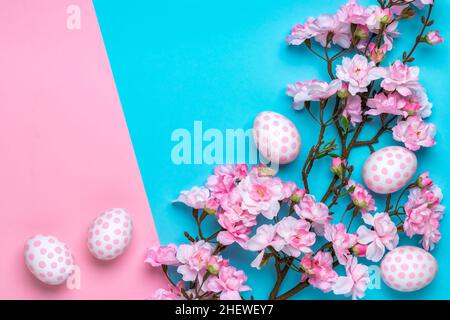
[362,146,417,194]
[253,111,301,164]
[380,246,437,292]
[24,235,75,285]
[88,208,133,260]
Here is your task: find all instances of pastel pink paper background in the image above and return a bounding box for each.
[0,0,165,299]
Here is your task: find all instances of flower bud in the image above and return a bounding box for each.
[331,157,346,179]
[425,30,444,45]
[204,199,219,215]
[354,25,369,40]
[417,171,433,189]
[352,243,367,258]
[290,188,306,203]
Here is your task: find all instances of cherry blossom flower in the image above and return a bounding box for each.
[366,7,393,31]
[206,164,248,201]
[410,0,434,9]
[238,170,284,219]
[336,0,369,25]
[309,14,352,48]
[309,79,342,100]
[275,217,316,258]
[404,185,445,251]
[425,30,444,45]
[206,266,251,300]
[325,223,357,265]
[378,60,421,96]
[176,241,214,281]
[343,95,362,125]
[392,115,436,151]
[246,224,284,269]
[332,257,369,300]
[286,17,317,46]
[286,80,341,110]
[281,181,297,200]
[152,284,184,300]
[336,54,383,95]
[174,186,210,209]
[366,92,408,117]
[145,244,179,267]
[301,251,338,293]
[294,194,331,235]
[357,212,399,262]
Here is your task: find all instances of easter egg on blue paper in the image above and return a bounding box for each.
[362,146,417,194]
[253,111,301,164]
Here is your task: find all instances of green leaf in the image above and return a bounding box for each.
[341,116,350,133]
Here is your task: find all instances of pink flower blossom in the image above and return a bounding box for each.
[276,217,316,257]
[309,14,352,49]
[176,241,214,281]
[281,181,297,200]
[206,164,248,201]
[333,257,369,300]
[411,0,434,9]
[301,251,338,293]
[343,95,362,126]
[216,192,256,247]
[145,244,179,267]
[357,212,399,262]
[392,115,436,151]
[152,284,183,300]
[425,30,444,45]
[379,60,421,96]
[366,7,393,31]
[325,223,357,265]
[286,17,317,46]
[366,92,408,117]
[336,0,369,25]
[174,186,210,209]
[237,171,284,219]
[417,171,433,189]
[286,80,341,110]
[347,180,376,213]
[206,266,251,300]
[294,194,331,235]
[246,224,284,269]
[404,186,445,251]
[309,79,342,100]
[336,54,383,95]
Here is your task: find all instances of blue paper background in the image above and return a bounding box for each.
[93,0,450,299]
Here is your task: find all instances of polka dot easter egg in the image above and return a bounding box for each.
[253,111,301,165]
[362,146,417,194]
[381,246,438,292]
[88,208,133,260]
[24,235,75,285]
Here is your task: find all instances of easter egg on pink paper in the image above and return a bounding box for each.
[24,235,75,285]
[362,146,417,194]
[253,111,301,164]
[380,246,437,292]
[88,208,133,260]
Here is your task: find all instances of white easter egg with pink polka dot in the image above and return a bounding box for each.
[88,208,133,260]
[24,235,75,285]
[380,246,437,292]
[362,146,417,194]
[253,111,301,164]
